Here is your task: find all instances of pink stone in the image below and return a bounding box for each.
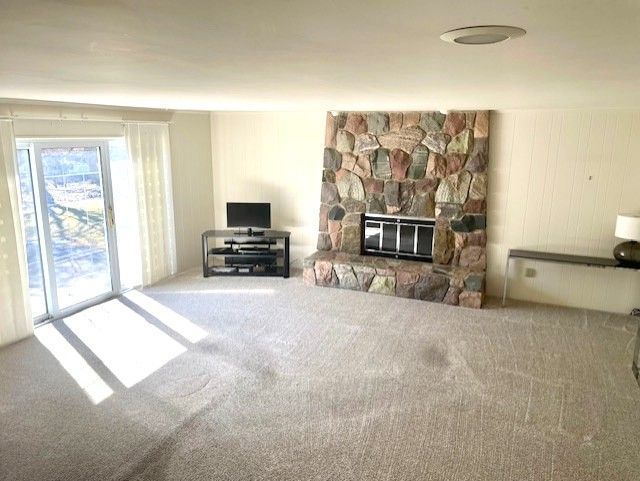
[354,154,372,178]
[463,199,486,214]
[443,112,467,137]
[414,176,439,194]
[362,178,384,194]
[458,246,486,271]
[344,113,368,135]
[442,287,461,305]
[328,220,341,235]
[426,153,447,178]
[459,291,483,309]
[303,266,316,285]
[330,230,342,250]
[390,148,411,180]
[314,260,334,286]
[445,154,466,175]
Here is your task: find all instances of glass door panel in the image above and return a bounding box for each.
[15,148,47,318]
[39,146,113,310]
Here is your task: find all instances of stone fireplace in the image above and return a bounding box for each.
[303,111,488,308]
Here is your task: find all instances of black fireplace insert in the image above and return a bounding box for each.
[361,213,435,261]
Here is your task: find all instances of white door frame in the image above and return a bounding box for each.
[23,139,122,323]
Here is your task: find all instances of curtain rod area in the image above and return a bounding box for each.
[0,115,172,124]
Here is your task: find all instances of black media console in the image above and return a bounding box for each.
[202,229,290,278]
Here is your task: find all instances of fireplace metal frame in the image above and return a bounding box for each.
[360,213,436,262]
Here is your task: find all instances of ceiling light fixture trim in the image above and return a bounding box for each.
[440,25,526,45]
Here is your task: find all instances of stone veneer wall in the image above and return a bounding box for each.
[305,111,489,308]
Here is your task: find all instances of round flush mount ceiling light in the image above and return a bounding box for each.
[440,25,526,45]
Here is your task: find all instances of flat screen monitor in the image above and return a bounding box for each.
[226,202,271,228]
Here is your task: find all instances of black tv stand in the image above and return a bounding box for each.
[202,229,290,278]
[233,228,265,236]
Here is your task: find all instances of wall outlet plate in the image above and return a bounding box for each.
[524,267,536,278]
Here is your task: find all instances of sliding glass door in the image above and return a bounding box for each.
[16,141,120,323]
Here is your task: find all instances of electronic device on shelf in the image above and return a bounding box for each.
[226,202,271,235]
[202,229,290,278]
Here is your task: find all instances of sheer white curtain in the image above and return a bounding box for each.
[124,123,177,286]
[0,120,33,347]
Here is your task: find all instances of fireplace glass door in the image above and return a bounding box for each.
[362,214,435,261]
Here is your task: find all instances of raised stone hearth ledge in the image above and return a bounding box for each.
[303,251,484,308]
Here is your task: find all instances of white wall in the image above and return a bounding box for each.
[209,112,325,266]
[488,110,640,314]
[169,112,215,271]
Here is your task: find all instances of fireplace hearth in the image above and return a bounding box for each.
[362,213,435,261]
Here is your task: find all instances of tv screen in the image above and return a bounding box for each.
[226,202,271,228]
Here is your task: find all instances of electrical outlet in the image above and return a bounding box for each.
[524,268,536,278]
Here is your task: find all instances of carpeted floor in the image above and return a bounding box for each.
[1,269,639,481]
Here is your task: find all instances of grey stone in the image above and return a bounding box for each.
[336,129,355,153]
[469,173,487,200]
[368,275,396,296]
[354,133,380,154]
[317,233,332,251]
[378,126,425,153]
[408,145,429,179]
[371,149,392,179]
[323,148,342,171]
[436,203,463,220]
[342,198,366,213]
[464,273,485,292]
[367,112,390,135]
[422,132,450,155]
[340,225,361,254]
[447,129,473,154]
[419,112,446,132]
[407,193,435,218]
[396,271,420,298]
[328,205,346,221]
[321,182,339,204]
[384,180,400,207]
[322,169,336,183]
[366,194,386,214]
[435,170,472,204]
[450,214,486,233]
[353,265,376,291]
[414,274,449,302]
[334,264,359,290]
[335,169,365,201]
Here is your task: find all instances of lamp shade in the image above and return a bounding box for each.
[615,213,640,240]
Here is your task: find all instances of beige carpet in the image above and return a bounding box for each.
[1,269,639,480]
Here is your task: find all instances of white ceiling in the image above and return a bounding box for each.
[1,0,640,111]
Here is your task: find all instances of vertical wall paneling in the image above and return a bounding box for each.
[488,110,640,314]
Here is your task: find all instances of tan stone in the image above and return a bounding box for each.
[336,130,355,153]
[474,111,489,138]
[402,112,421,128]
[459,291,483,309]
[378,126,425,153]
[314,260,335,286]
[341,153,357,171]
[319,204,330,231]
[469,173,487,200]
[325,112,337,148]
[389,112,403,131]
